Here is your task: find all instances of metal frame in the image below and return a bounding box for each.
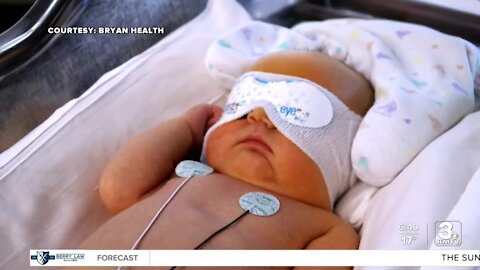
[0,0,89,79]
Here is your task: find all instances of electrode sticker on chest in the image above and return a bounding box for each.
[239,192,280,216]
[175,160,213,178]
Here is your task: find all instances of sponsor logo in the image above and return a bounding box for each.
[31,251,55,265]
[31,251,85,265]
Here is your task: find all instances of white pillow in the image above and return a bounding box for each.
[0,0,250,269]
[336,108,480,237]
[359,111,480,252]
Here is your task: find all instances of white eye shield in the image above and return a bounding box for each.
[222,72,334,128]
[202,71,363,206]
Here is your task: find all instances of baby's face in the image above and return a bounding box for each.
[205,51,374,211]
[205,107,331,210]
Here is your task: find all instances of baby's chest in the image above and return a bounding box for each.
[205,205,323,249]
[140,177,327,249]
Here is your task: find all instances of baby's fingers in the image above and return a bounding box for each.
[206,105,223,128]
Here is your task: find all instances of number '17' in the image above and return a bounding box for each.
[402,236,413,245]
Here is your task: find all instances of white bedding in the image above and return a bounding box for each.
[0,0,479,269]
[357,112,480,270]
[0,0,250,268]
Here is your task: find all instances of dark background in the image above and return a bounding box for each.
[0,0,33,32]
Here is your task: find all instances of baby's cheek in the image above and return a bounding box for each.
[276,141,326,188]
[279,153,330,208]
[204,126,232,168]
[276,140,311,169]
[204,138,221,168]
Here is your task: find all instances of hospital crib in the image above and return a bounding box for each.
[0,1,479,269]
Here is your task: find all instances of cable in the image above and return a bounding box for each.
[194,210,249,250]
[117,175,194,270]
[169,210,250,270]
[132,175,194,249]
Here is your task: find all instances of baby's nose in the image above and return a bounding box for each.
[247,108,275,129]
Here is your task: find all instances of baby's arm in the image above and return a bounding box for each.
[99,104,222,214]
[293,219,359,270]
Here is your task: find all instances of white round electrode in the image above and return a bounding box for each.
[239,192,280,217]
[175,160,213,178]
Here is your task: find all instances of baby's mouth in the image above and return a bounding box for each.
[239,134,273,155]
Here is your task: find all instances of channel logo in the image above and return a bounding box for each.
[435,221,462,246]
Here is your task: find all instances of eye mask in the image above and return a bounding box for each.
[223,73,334,128]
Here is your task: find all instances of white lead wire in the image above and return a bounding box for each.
[116,175,194,270]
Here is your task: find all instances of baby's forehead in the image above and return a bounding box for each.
[247,51,373,116]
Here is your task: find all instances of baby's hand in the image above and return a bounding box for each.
[183,104,223,146]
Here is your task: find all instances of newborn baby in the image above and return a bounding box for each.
[78,51,373,270]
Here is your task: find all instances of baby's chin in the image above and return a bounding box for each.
[206,148,276,179]
[205,148,332,210]
[211,161,278,186]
